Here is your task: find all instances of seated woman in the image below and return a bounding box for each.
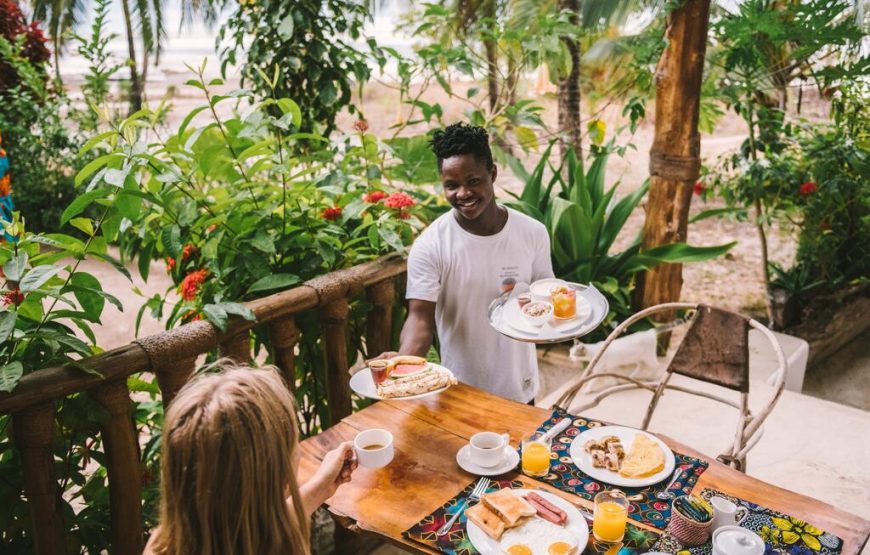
[144,362,357,555]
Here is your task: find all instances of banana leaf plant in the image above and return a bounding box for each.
[504,141,735,325]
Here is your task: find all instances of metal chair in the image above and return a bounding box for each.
[555,303,788,472]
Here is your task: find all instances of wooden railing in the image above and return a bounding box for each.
[0,254,408,555]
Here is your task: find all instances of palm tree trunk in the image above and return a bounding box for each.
[484,38,499,112]
[634,0,712,311]
[120,0,142,114]
[557,0,582,164]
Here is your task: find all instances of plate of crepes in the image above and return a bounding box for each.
[466,488,588,555]
[568,425,676,488]
[349,355,457,400]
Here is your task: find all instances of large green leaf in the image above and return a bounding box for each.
[624,242,738,274]
[0,311,16,343]
[19,265,63,293]
[599,182,649,253]
[69,272,106,322]
[0,361,23,392]
[247,273,301,295]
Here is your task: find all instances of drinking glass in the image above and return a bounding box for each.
[593,491,629,542]
[550,286,577,319]
[520,432,552,477]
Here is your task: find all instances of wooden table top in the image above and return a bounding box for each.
[297,383,870,555]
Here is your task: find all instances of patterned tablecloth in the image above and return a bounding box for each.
[528,408,709,530]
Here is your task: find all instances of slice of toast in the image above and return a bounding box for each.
[466,502,505,540]
[481,489,536,528]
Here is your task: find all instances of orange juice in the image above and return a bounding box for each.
[521,441,551,477]
[593,499,628,542]
[550,286,577,319]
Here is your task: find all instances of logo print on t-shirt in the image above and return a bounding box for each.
[499,265,520,293]
[500,277,516,294]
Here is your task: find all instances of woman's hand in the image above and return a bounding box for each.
[299,441,358,517]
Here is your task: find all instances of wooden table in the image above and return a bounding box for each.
[298,383,870,555]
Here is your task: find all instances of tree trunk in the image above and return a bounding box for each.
[634,0,712,310]
[120,0,142,114]
[557,0,582,164]
[484,38,499,113]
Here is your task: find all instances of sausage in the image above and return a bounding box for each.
[526,492,568,525]
[527,496,563,525]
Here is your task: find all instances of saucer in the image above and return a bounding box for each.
[456,445,520,476]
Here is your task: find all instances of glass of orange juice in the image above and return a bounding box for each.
[593,491,629,542]
[520,432,551,477]
[550,286,577,319]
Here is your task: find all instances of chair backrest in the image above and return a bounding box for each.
[666,305,750,393]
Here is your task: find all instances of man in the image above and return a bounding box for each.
[375,123,554,403]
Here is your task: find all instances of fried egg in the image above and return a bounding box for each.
[498,514,578,555]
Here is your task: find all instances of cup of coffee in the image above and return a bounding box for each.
[469,431,510,468]
[710,496,749,532]
[354,429,394,469]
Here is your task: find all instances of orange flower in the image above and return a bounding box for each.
[353,119,369,133]
[363,190,388,203]
[322,206,342,221]
[0,175,10,197]
[383,191,416,210]
[181,244,197,261]
[165,257,176,272]
[179,269,208,301]
[2,288,25,306]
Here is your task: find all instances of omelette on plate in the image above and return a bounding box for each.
[618,434,665,478]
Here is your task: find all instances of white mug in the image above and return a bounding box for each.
[711,496,749,532]
[354,429,394,469]
[469,432,510,468]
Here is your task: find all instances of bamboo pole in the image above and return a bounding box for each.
[634,0,712,310]
[322,298,352,425]
[92,380,143,555]
[269,317,300,392]
[365,279,396,359]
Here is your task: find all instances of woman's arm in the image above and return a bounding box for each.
[297,442,357,518]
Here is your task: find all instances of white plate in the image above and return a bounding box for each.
[349,363,455,401]
[529,278,570,299]
[466,489,589,555]
[456,445,520,476]
[502,295,592,336]
[488,282,610,345]
[568,425,676,488]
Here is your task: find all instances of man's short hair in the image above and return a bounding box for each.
[430,122,494,171]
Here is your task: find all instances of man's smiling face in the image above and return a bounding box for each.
[440,153,497,222]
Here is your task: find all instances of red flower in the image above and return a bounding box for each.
[363,190,388,203]
[165,257,176,272]
[353,119,369,133]
[397,210,411,220]
[2,288,25,306]
[182,310,203,323]
[182,244,197,261]
[322,206,342,221]
[179,269,208,301]
[383,191,416,210]
[693,181,704,196]
[799,182,817,196]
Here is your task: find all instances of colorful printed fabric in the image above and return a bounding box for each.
[530,408,709,530]
[653,489,844,555]
[403,477,660,555]
[0,130,14,242]
[403,478,523,555]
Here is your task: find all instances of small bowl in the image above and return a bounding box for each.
[529,278,568,301]
[522,301,553,326]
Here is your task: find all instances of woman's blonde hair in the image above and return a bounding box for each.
[150,362,310,555]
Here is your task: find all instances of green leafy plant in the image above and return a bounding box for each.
[505,141,735,327]
[219,0,379,135]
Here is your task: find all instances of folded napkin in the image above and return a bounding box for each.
[528,408,709,530]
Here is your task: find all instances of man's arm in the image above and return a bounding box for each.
[398,299,437,357]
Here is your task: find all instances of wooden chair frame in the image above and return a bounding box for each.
[555,302,788,471]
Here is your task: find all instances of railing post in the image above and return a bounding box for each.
[269,317,299,392]
[155,356,197,408]
[365,279,395,358]
[12,403,66,555]
[219,332,251,363]
[322,299,352,424]
[92,380,143,555]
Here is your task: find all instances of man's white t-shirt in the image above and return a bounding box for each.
[405,206,554,402]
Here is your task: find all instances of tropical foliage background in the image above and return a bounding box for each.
[0,0,867,550]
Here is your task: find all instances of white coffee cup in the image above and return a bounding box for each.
[711,496,749,532]
[354,429,394,469]
[712,526,764,555]
[469,432,510,468]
